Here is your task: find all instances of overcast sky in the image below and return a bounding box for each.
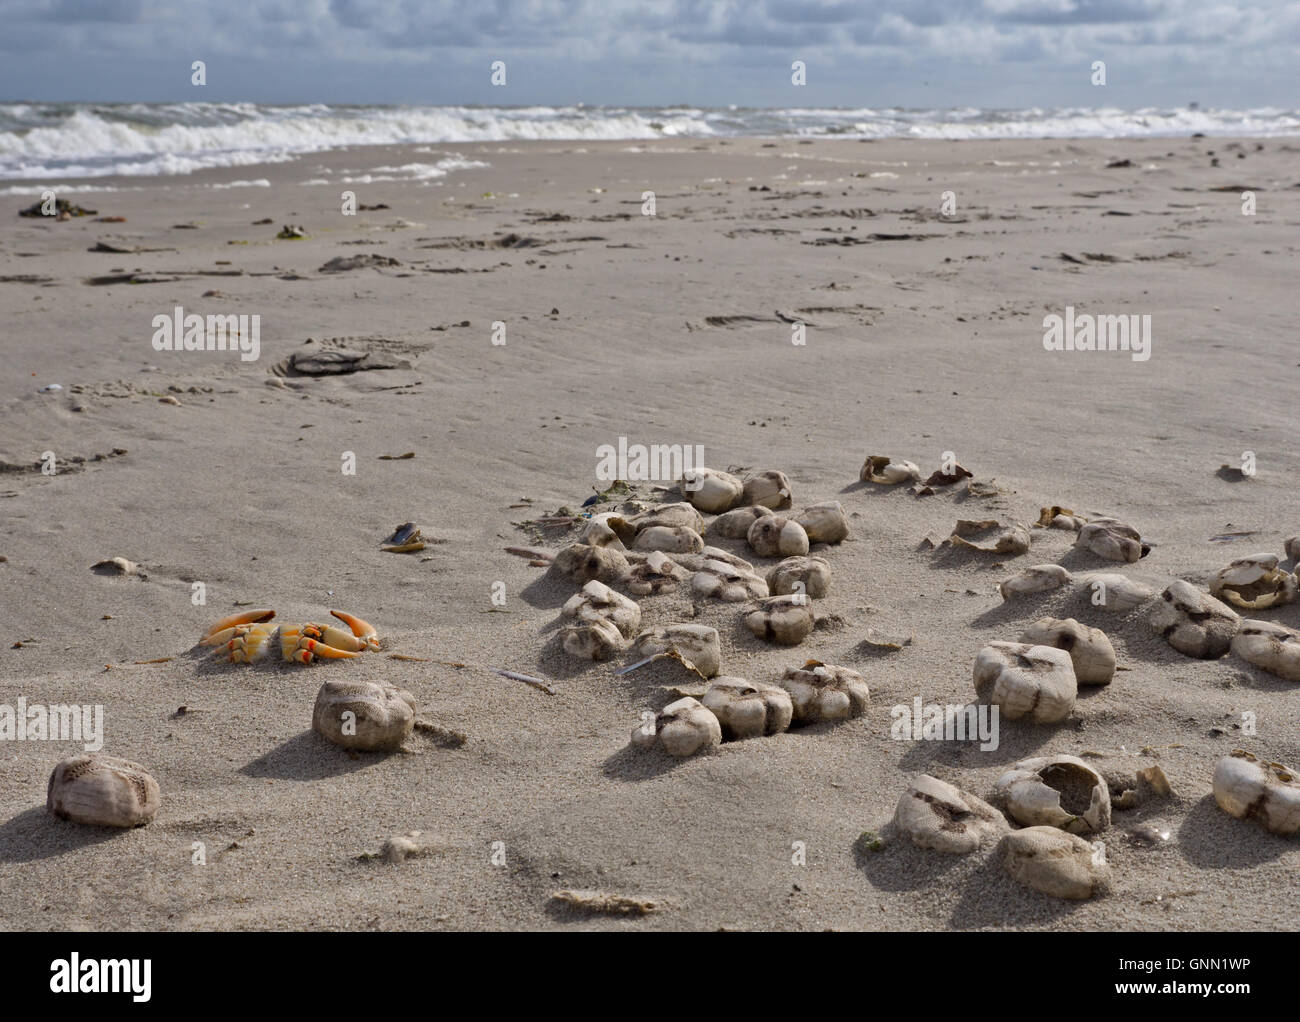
[0,0,1295,108]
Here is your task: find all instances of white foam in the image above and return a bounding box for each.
[1,102,1295,181]
[0,104,711,180]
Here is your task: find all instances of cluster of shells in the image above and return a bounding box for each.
[42,458,1300,912]
[890,739,1300,901]
[545,466,864,756]
[894,507,1300,898]
[890,759,1148,900]
[1002,522,1300,678]
[630,662,870,757]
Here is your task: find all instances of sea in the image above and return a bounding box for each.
[1,102,1296,186]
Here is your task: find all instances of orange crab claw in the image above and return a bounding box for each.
[318,626,366,653]
[293,639,359,662]
[202,608,275,642]
[330,610,379,650]
[200,626,242,647]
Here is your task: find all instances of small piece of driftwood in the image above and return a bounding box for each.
[490,668,557,695]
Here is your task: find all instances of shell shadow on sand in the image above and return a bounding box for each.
[894,721,1063,772]
[600,741,699,781]
[0,805,129,863]
[534,633,619,681]
[855,821,1080,924]
[1054,545,1146,572]
[948,853,1082,926]
[1175,794,1296,868]
[853,828,972,892]
[238,730,399,780]
[519,571,583,611]
[970,595,1060,630]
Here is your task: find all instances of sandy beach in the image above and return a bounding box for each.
[2,134,1299,930]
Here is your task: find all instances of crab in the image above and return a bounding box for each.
[200,609,380,663]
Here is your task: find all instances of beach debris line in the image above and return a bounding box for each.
[89,240,176,254]
[319,253,402,272]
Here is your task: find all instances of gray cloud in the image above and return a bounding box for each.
[0,0,1294,106]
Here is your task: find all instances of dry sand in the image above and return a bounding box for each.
[2,135,1299,930]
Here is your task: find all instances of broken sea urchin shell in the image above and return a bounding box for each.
[995,754,1111,834]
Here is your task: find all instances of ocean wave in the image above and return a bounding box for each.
[1,102,1295,180]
